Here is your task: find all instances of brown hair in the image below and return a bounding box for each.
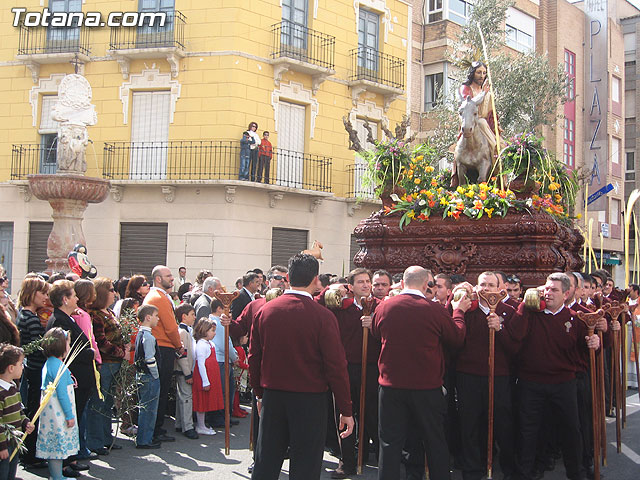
[137,304,158,323]
[74,279,96,311]
[248,121,258,130]
[0,344,24,374]
[193,317,216,341]
[175,303,194,323]
[91,277,114,310]
[42,327,69,358]
[347,268,372,285]
[18,275,49,309]
[49,280,75,309]
[125,275,147,301]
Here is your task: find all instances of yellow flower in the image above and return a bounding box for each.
[484,207,494,218]
[407,211,415,218]
[548,182,560,191]
[457,186,465,194]
[415,155,424,161]
[414,178,421,184]
[440,197,449,206]
[431,179,438,187]
[425,165,435,173]
[465,191,474,198]
[576,213,583,220]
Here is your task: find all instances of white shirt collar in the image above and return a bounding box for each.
[543,305,566,316]
[566,299,577,309]
[243,287,255,301]
[0,379,14,391]
[400,288,426,299]
[478,302,490,315]
[629,298,638,306]
[150,286,174,305]
[139,325,152,332]
[284,289,313,299]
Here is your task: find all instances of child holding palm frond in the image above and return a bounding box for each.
[36,328,79,480]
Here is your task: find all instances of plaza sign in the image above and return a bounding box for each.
[587,183,614,205]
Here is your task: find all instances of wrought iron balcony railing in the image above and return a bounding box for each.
[271,20,335,70]
[346,162,376,199]
[109,10,186,50]
[17,23,90,56]
[103,141,332,192]
[11,144,57,179]
[348,46,405,90]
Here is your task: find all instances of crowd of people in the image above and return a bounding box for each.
[0,259,637,480]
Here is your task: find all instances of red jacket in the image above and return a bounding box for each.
[249,292,352,416]
[258,139,272,158]
[372,292,466,390]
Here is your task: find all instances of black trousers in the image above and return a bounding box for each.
[576,371,594,469]
[154,346,176,435]
[337,363,379,471]
[456,372,516,480]
[20,367,42,464]
[249,148,259,181]
[257,154,271,183]
[517,379,583,480]
[252,389,328,480]
[378,386,450,480]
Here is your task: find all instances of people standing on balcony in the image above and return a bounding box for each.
[239,130,254,181]
[257,131,272,184]
[247,122,261,182]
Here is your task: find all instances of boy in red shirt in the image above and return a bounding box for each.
[257,131,272,183]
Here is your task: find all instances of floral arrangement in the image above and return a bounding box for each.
[362,133,579,228]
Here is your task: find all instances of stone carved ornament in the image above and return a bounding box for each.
[51,74,97,175]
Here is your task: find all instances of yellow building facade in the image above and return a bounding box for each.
[0,0,412,288]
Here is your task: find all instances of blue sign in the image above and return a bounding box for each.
[587,183,613,205]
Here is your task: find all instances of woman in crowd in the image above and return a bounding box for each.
[16,275,49,469]
[124,275,150,305]
[87,278,129,454]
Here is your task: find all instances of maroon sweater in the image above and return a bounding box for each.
[230,297,266,342]
[372,293,466,390]
[512,304,590,384]
[248,292,352,416]
[315,290,381,364]
[456,302,519,377]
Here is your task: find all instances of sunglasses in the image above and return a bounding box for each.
[141,282,149,287]
[270,275,285,281]
[0,277,7,282]
[427,281,435,288]
[506,276,521,284]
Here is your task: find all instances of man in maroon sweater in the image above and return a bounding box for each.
[316,268,380,479]
[456,272,519,480]
[512,273,600,480]
[372,266,470,480]
[249,254,354,480]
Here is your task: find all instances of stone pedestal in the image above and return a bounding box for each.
[28,174,109,273]
[353,209,584,288]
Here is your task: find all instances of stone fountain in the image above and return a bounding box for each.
[28,74,109,273]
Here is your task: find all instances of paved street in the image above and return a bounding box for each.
[17,391,640,479]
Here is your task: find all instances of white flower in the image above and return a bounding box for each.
[390,194,401,202]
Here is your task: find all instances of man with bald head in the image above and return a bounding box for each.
[144,265,184,443]
[372,266,470,479]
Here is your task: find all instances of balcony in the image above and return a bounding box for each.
[345,162,379,215]
[109,10,186,78]
[348,47,405,111]
[270,21,336,94]
[11,144,57,179]
[102,140,332,194]
[16,24,91,82]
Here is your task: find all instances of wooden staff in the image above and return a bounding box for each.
[576,309,605,480]
[603,301,625,453]
[621,309,628,427]
[631,303,640,402]
[597,330,607,466]
[477,289,507,480]
[249,400,255,452]
[357,296,376,474]
[213,289,240,456]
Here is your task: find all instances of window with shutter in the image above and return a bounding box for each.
[276,101,305,188]
[271,228,308,268]
[119,223,168,278]
[130,91,171,179]
[40,96,58,174]
[28,222,53,274]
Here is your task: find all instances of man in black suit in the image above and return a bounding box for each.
[231,272,262,320]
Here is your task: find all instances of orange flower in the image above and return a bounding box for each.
[479,192,487,201]
[428,200,436,208]
[473,200,483,210]
[456,201,465,211]
[431,179,438,187]
[451,210,461,220]
[417,213,429,221]
[383,205,392,214]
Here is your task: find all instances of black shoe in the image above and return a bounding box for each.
[74,452,99,461]
[183,429,199,439]
[136,442,161,450]
[157,427,167,434]
[210,422,225,428]
[153,434,175,443]
[107,444,123,450]
[90,447,109,456]
[175,427,182,432]
[62,467,81,477]
[70,463,90,471]
[248,462,254,473]
[21,460,48,470]
[230,419,240,426]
